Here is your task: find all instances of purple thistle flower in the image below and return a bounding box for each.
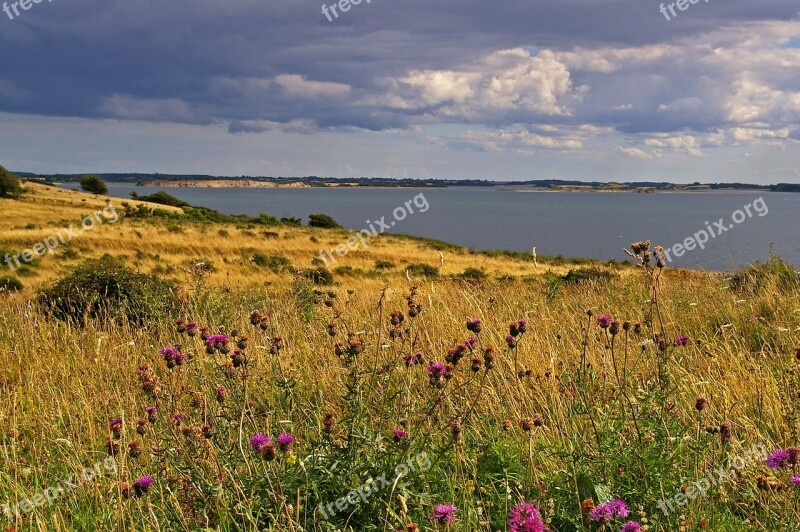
[392,428,409,442]
[590,499,629,522]
[597,315,613,329]
[206,334,229,346]
[428,504,458,524]
[766,449,791,469]
[427,363,448,378]
[403,352,423,367]
[133,475,154,496]
[791,475,800,487]
[508,501,548,532]
[673,334,690,347]
[465,337,478,348]
[276,433,295,452]
[159,345,186,368]
[620,522,642,532]
[145,406,156,414]
[250,433,271,451]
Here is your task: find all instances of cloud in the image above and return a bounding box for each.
[274,75,351,99]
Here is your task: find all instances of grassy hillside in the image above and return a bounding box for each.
[0,182,799,531]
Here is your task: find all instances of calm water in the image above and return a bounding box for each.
[65,183,800,270]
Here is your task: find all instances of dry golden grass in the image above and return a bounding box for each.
[0,182,618,295]
[2,181,797,531]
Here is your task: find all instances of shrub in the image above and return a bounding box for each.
[406,263,439,277]
[561,267,616,285]
[135,191,189,207]
[38,256,180,324]
[308,213,340,228]
[252,253,291,271]
[280,217,302,226]
[79,174,108,195]
[0,165,21,198]
[457,267,487,281]
[302,268,333,285]
[730,247,798,294]
[333,266,365,276]
[374,260,395,270]
[0,275,22,292]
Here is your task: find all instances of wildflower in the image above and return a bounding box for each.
[589,499,629,522]
[390,310,405,326]
[133,476,154,497]
[620,522,642,532]
[428,504,457,525]
[215,387,227,403]
[276,433,295,452]
[145,406,157,423]
[508,501,547,532]
[450,419,462,440]
[230,350,247,368]
[580,498,596,516]
[403,352,423,367]
[250,433,271,452]
[609,321,621,335]
[136,419,147,435]
[597,315,613,329]
[791,475,800,487]
[427,363,451,387]
[787,446,800,465]
[327,323,337,337]
[464,337,478,348]
[186,321,198,337]
[482,347,495,370]
[171,413,186,425]
[128,441,142,459]
[109,419,123,439]
[159,345,186,369]
[673,334,690,347]
[470,357,482,372]
[506,334,517,348]
[509,322,521,337]
[719,421,732,443]
[695,397,707,412]
[517,319,528,334]
[206,335,229,354]
[466,318,482,334]
[766,449,791,469]
[393,428,409,442]
[323,413,335,438]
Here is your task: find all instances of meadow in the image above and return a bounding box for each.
[1,181,799,531]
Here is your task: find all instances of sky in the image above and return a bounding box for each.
[0,0,799,183]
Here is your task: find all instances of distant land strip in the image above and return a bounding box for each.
[11,172,800,192]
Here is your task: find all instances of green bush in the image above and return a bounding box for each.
[301,268,333,285]
[79,174,108,195]
[0,275,22,292]
[308,213,340,228]
[374,260,395,270]
[0,165,21,198]
[406,263,439,277]
[730,247,798,294]
[457,267,487,281]
[38,256,180,324]
[252,253,292,271]
[135,191,189,207]
[561,267,616,285]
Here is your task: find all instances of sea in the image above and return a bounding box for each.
[61,183,800,271]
